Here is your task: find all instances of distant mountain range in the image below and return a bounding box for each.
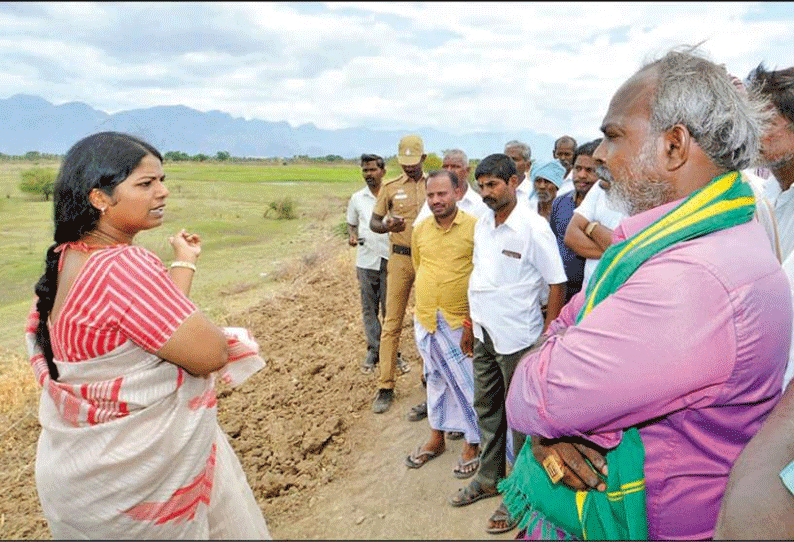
[0,93,558,160]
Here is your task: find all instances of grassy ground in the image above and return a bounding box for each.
[0,159,364,364]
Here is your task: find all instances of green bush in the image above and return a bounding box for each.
[334,219,348,237]
[19,167,57,200]
[265,196,297,220]
[164,150,190,161]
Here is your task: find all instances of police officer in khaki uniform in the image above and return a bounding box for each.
[369,134,427,413]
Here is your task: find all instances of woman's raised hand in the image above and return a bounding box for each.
[169,228,201,262]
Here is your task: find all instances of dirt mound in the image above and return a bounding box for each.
[219,242,420,529]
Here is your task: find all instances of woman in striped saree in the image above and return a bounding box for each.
[26,131,270,539]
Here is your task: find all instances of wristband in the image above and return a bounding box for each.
[170,260,197,272]
[584,220,600,237]
[462,317,472,329]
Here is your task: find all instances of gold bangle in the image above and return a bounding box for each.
[170,261,196,272]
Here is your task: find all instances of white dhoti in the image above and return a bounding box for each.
[414,312,480,444]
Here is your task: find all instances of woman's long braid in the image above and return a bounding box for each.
[34,244,61,380]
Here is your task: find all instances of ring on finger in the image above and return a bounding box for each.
[542,455,565,484]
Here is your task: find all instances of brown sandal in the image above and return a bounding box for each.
[486,503,519,534]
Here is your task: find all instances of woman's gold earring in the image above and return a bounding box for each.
[100,207,106,215]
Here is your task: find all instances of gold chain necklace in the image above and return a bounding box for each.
[85,229,128,247]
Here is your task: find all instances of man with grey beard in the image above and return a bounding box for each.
[499,47,791,540]
[563,165,628,292]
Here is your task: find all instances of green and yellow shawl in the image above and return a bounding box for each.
[499,171,755,540]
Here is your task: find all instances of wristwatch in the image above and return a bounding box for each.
[584,220,600,237]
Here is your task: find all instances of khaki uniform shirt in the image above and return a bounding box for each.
[373,172,427,249]
[411,209,476,331]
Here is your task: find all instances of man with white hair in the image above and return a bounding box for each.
[504,140,533,203]
[414,149,489,224]
[499,47,791,540]
[553,135,577,196]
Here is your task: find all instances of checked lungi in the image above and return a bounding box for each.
[414,311,480,443]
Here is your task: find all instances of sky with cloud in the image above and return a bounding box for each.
[0,1,791,149]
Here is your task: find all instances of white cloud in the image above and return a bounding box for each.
[0,1,791,147]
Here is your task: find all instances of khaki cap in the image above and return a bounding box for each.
[397,134,425,166]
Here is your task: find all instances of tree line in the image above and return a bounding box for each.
[14,150,479,201]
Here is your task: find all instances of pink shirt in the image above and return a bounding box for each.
[506,197,792,540]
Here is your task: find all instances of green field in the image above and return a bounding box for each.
[0,159,365,360]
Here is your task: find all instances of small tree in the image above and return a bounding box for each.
[164,150,190,161]
[216,151,230,161]
[20,168,57,200]
[424,152,442,170]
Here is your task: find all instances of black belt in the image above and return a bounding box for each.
[392,244,411,256]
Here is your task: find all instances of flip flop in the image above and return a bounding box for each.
[485,503,519,534]
[449,480,499,507]
[453,455,480,479]
[405,445,444,469]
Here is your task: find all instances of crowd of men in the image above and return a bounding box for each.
[345,47,794,538]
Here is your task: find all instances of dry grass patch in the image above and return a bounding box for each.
[0,349,38,415]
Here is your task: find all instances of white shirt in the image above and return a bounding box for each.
[782,251,794,391]
[346,186,390,270]
[574,182,628,290]
[468,200,567,354]
[414,184,489,225]
[526,171,573,209]
[557,170,574,197]
[763,172,794,261]
[516,177,532,206]
[742,170,781,262]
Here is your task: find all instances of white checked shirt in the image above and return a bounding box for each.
[468,200,567,354]
[346,186,390,270]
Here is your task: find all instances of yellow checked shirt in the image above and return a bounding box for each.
[373,172,427,249]
[411,209,477,332]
